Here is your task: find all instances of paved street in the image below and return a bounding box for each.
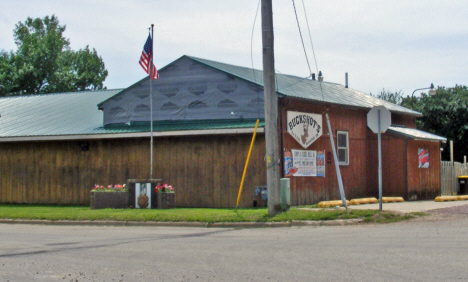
[1,206,468,282]
[348,199,468,212]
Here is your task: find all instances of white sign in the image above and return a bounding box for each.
[291,149,317,176]
[135,183,151,209]
[367,106,391,133]
[287,111,323,149]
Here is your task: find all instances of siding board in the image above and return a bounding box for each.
[0,134,266,208]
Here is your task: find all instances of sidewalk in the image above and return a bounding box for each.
[348,200,468,213]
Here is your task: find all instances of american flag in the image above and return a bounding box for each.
[139,34,159,79]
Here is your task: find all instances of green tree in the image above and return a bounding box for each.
[0,50,16,94]
[0,15,108,96]
[410,85,468,162]
[371,88,404,105]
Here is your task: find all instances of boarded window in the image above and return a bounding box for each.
[337,131,349,165]
[135,93,149,99]
[217,99,238,108]
[188,86,207,96]
[217,84,238,94]
[188,100,208,109]
[160,88,178,98]
[160,102,180,111]
[134,104,150,113]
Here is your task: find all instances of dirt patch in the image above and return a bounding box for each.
[429,202,468,214]
[407,203,468,223]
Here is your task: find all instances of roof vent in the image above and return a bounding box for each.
[345,72,348,88]
[318,71,323,82]
[311,73,316,80]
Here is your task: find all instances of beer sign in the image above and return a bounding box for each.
[287,111,322,149]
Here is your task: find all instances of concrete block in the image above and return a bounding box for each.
[349,197,378,205]
[382,197,404,203]
[317,200,350,208]
[434,196,458,202]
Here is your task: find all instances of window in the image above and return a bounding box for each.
[337,131,349,165]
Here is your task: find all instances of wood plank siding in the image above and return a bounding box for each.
[0,134,266,207]
[406,140,441,199]
[280,99,369,205]
[366,133,408,198]
[0,95,441,207]
[279,97,440,205]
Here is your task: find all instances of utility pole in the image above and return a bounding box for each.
[261,0,281,216]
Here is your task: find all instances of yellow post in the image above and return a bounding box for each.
[236,119,260,207]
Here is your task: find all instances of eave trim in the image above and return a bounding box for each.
[0,127,265,142]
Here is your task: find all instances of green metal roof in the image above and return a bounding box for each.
[187,55,423,117]
[0,88,264,140]
[0,55,430,141]
[0,89,122,139]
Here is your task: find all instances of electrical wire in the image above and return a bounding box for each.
[293,0,347,209]
[291,0,313,77]
[250,0,261,84]
[291,0,327,105]
[300,0,326,104]
[301,0,320,76]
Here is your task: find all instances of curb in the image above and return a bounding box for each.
[291,219,362,227]
[209,222,291,228]
[0,218,363,228]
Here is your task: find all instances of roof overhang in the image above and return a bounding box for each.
[387,126,447,143]
[0,127,265,142]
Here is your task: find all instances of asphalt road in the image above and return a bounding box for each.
[1,209,467,282]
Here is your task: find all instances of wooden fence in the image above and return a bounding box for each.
[440,161,468,195]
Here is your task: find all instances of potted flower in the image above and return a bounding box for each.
[91,184,127,192]
[155,184,174,193]
[90,184,129,209]
[154,184,175,209]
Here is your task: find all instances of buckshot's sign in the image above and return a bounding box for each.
[287,111,323,149]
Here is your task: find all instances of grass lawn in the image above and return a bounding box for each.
[0,204,425,224]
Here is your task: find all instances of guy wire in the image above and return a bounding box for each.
[292,0,327,108]
[291,0,313,77]
[251,0,261,84]
[300,0,326,105]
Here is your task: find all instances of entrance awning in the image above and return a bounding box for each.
[387,126,447,143]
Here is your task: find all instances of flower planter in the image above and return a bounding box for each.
[90,191,130,210]
[156,192,175,209]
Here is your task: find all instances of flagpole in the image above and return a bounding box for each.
[150,24,154,179]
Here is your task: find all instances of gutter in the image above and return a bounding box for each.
[0,127,265,142]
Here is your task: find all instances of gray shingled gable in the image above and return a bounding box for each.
[99,56,265,126]
[187,55,422,117]
[98,55,421,127]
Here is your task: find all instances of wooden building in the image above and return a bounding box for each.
[0,55,446,207]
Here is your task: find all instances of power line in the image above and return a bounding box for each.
[292,0,326,104]
[250,0,261,84]
[301,0,320,75]
[291,0,313,77]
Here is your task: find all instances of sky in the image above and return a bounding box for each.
[1,0,467,98]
